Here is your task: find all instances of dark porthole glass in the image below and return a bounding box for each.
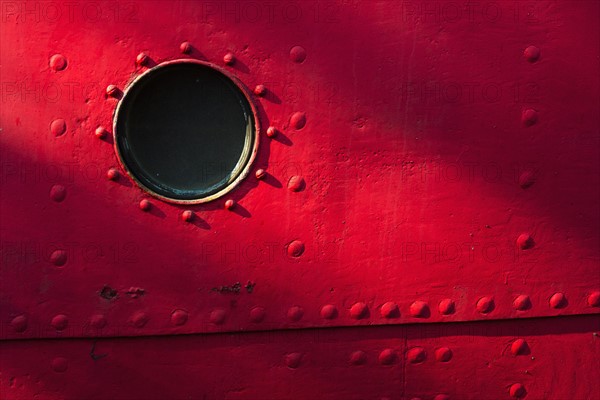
[114,61,257,203]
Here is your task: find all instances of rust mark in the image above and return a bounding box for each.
[125,287,145,298]
[99,285,117,300]
[212,282,242,294]
[212,281,256,294]
[245,281,256,293]
[90,340,107,361]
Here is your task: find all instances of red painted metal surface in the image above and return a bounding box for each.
[1,0,599,398]
[1,315,599,399]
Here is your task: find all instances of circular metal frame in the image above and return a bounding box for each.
[112,59,260,204]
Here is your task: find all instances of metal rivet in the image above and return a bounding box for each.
[50,119,67,137]
[51,314,68,331]
[521,109,538,127]
[136,52,149,66]
[49,54,67,71]
[289,46,306,63]
[224,199,236,210]
[10,315,27,333]
[407,347,426,364]
[380,301,399,318]
[513,295,532,311]
[223,52,235,65]
[131,311,149,328]
[409,301,430,318]
[50,250,67,266]
[511,339,529,356]
[350,302,369,319]
[549,292,567,309]
[378,348,397,365]
[266,126,278,138]
[51,357,68,373]
[588,291,600,307]
[139,199,151,211]
[49,184,67,202]
[349,350,367,365]
[518,170,536,188]
[320,304,338,320]
[171,309,188,326]
[287,306,304,322]
[95,126,108,139]
[106,85,120,98]
[476,296,495,314]
[210,309,226,325]
[255,169,266,180]
[180,41,192,54]
[284,352,302,369]
[254,84,267,97]
[435,347,452,362]
[509,383,526,398]
[290,111,306,130]
[517,233,535,249]
[179,210,193,222]
[250,307,266,323]
[438,298,455,315]
[287,176,305,192]
[524,45,540,62]
[107,168,120,181]
[90,314,107,329]
[287,240,305,257]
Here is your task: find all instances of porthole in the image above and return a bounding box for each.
[113,60,258,203]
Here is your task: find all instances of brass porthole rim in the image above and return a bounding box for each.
[112,58,261,205]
